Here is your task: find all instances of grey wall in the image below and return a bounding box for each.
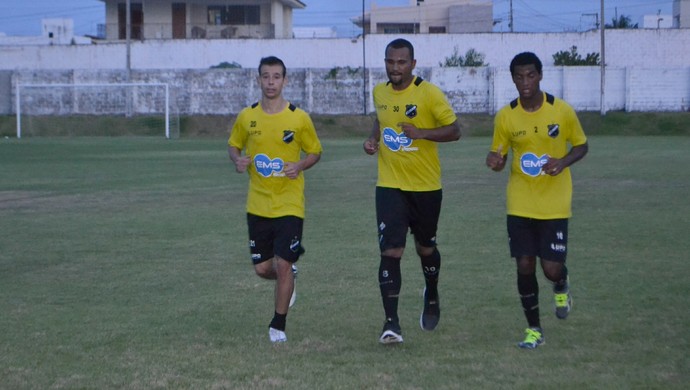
[10,65,690,117]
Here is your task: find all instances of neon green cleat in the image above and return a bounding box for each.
[554,291,572,319]
[518,327,544,349]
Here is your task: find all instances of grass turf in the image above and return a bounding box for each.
[0,136,688,389]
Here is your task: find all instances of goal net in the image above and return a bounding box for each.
[15,83,179,139]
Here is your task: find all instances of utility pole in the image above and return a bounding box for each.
[126,0,131,80]
[509,0,514,32]
[126,0,132,117]
[362,0,366,115]
[599,0,606,116]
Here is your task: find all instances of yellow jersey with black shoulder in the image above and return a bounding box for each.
[490,92,587,219]
[228,102,322,219]
[373,76,457,191]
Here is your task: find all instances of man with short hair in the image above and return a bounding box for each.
[228,56,322,343]
[364,38,461,344]
[486,52,588,349]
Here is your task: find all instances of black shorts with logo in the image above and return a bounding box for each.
[247,213,304,264]
[507,215,568,262]
[376,186,442,251]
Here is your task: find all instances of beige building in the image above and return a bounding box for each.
[99,0,305,40]
[674,0,690,27]
[352,0,493,34]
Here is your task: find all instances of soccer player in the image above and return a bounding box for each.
[485,52,588,349]
[363,38,461,344]
[228,56,322,343]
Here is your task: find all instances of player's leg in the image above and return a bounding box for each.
[248,213,277,280]
[508,215,544,349]
[538,218,571,319]
[409,189,443,331]
[267,216,305,343]
[376,187,407,344]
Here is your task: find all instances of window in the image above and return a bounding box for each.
[207,5,260,25]
[379,23,419,34]
[429,26,446,33]
[208,6,223,25]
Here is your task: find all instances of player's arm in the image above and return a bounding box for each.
[542,142,589,176]
[284,153,321,179]
[363,118,380,155]
[228,146,251,173]
[398,120,461,143]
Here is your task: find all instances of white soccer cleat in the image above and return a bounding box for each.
[269,327,287,343]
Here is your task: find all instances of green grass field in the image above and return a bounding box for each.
[0,135,688,389]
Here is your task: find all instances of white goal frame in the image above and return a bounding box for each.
[16,83,171,139]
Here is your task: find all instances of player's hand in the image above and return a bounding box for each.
[486,145,507,171]
[283,161,302,179]
[363,137,379,155]
[234,155,251,173]
[542,157,565,176]
[398,122,423,140]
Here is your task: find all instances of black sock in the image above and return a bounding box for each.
[553,265,569,293]
[420,248,441,300]
[269,312,287,331]
[379,255,401,323]
[517,272,540,329]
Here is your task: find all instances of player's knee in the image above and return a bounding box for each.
[382,247,404,258]
[516,256,537,274]
[542,262,563,281]
[254,261,275,279]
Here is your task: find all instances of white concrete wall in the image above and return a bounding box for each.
[3,30,690,114]
[9,65,690,115]
[1,30,689,71]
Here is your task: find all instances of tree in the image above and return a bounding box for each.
[439,48,487,67]
[605,14,638,29]
[210,61,241,69]
[552,46,600,66]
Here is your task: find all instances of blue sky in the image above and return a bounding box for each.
[0,0,674,37]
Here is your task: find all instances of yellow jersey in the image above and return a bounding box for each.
[228,102,322,218]
[373,76,457,191]
[491,92,587,219]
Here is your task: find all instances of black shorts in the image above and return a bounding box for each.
[507,215,568,262]
[376,186,442,251]
[247,213,304,264]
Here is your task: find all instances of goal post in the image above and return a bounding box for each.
[15,83,176,139]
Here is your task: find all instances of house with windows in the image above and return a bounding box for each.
[99,0,306,40]
[352,0,492,34]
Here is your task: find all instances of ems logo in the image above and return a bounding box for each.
[405,104,418,119]
[520,152,549,177]
[283,130,295,144]
[382,127,413,151]
[548,124,560,138]
[254,153,284,177]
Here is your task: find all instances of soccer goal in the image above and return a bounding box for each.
[15,83,179,139]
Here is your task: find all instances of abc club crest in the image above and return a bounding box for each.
[283,130,295,144]
[405,104,418,119]
[547,124,560,138]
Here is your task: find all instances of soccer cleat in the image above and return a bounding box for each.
[269,327,287,343]
[420,287,441,331]
[554,278,571,319]
[554,292,572,319]
[379,318,403,344]
[289,264,298,308]
[518,327,544,349]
